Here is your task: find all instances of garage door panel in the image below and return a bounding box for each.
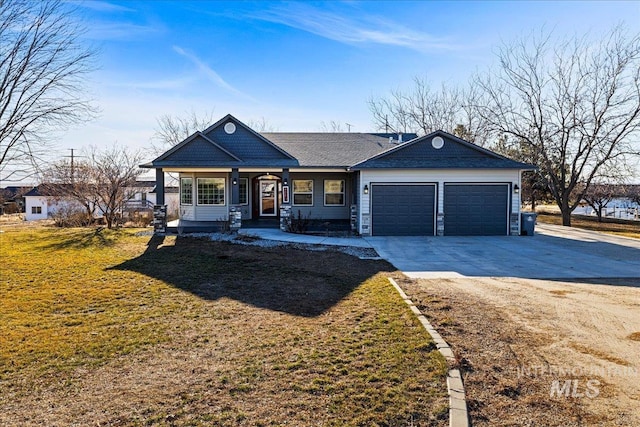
[444,184,508,236]
[371,185,435,236]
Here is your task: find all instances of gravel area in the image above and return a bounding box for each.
[146,230,381,259]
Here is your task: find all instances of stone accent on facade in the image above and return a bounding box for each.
[229,206,242,230]
[153,205,167,233]
[436,213,445,236]
[350,204,358,232]
[509,212,520,235]
[279,205,292,231]
[360,213,370,236]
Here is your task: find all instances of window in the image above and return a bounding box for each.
[239,178,248,205]
[180,177,193,205]
[197,178,225,205]
[324,180,345,206]
[31,206,42,214]
[293,180,313,206]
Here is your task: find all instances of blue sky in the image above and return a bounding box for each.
[58,0,639,165]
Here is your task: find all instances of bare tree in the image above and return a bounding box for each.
[581,182,618,222]
[368,76,489,143]
[473,26,640,226]
[319,120,345,132]
[0,0,96,182]
[247,116,277,132]
[152,109,216,154]
[88,145,144,229]
[41,159,98,221]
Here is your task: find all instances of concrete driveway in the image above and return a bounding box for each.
[365,223,640,279]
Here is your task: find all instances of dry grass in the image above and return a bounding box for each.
[549,290,575,297]
[0,225,448,426]
[536,212,640,239]
[569,343,632,367]
[627,332,640,342]
[394,275,620,427]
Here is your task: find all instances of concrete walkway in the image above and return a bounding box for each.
[238,228,373,248]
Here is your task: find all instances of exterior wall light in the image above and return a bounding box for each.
[283,178,288,186]
[232,178,238,185]
[363,184,369,195]
[514,184,519,194]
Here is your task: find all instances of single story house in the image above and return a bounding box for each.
[142,114,533,236]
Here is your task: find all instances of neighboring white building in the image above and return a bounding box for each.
[24,182,179,222]
[24,185,83,221]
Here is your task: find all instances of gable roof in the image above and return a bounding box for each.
[143,114,299,168]
[146,131,242,167]
[202,114,296,162]
[351,130,534,170]
[142,114,533,171]
[24,184,74,197]
[260,133,399,167]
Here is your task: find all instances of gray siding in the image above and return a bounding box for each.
[289,172,351,220]
[163,135,239,164]
[205,118,292,161]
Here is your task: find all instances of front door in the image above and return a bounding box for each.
[260,180,277,216]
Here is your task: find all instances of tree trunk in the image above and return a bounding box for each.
[596,207,603,222]
[530,191,537,212]
[560,200,572,226]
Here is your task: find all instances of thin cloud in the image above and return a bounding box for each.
[253,4,460,52]
[86,21,162,40]
[109,75,198,91]
[73,1,136,13]
[172,46,255,101]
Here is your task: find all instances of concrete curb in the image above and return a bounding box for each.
[388,277,470,427]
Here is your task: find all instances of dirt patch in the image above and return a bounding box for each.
[395,274,640,426]
[549,289,575,297]
[627,332,640,342]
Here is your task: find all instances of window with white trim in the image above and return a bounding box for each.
[239,178,248,205]
[324,180,345,206]
[31,206,42,214]
[293,179,313,206]
[180,177,193,205]
[197,178,225,205]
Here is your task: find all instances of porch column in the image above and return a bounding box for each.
[231,168,240,205]
[281,168,290,205]
[153,168,167,233]
[280,168,291,231]
[229,168,242,231]
[155,169,165,205]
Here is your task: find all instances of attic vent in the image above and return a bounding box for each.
[432,136,444,149]
[224,122,236,134]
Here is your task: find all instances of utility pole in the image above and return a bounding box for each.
[345,123,352,132]
[64,149,84,183]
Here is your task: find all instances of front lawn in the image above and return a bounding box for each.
[0,226,448,426]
